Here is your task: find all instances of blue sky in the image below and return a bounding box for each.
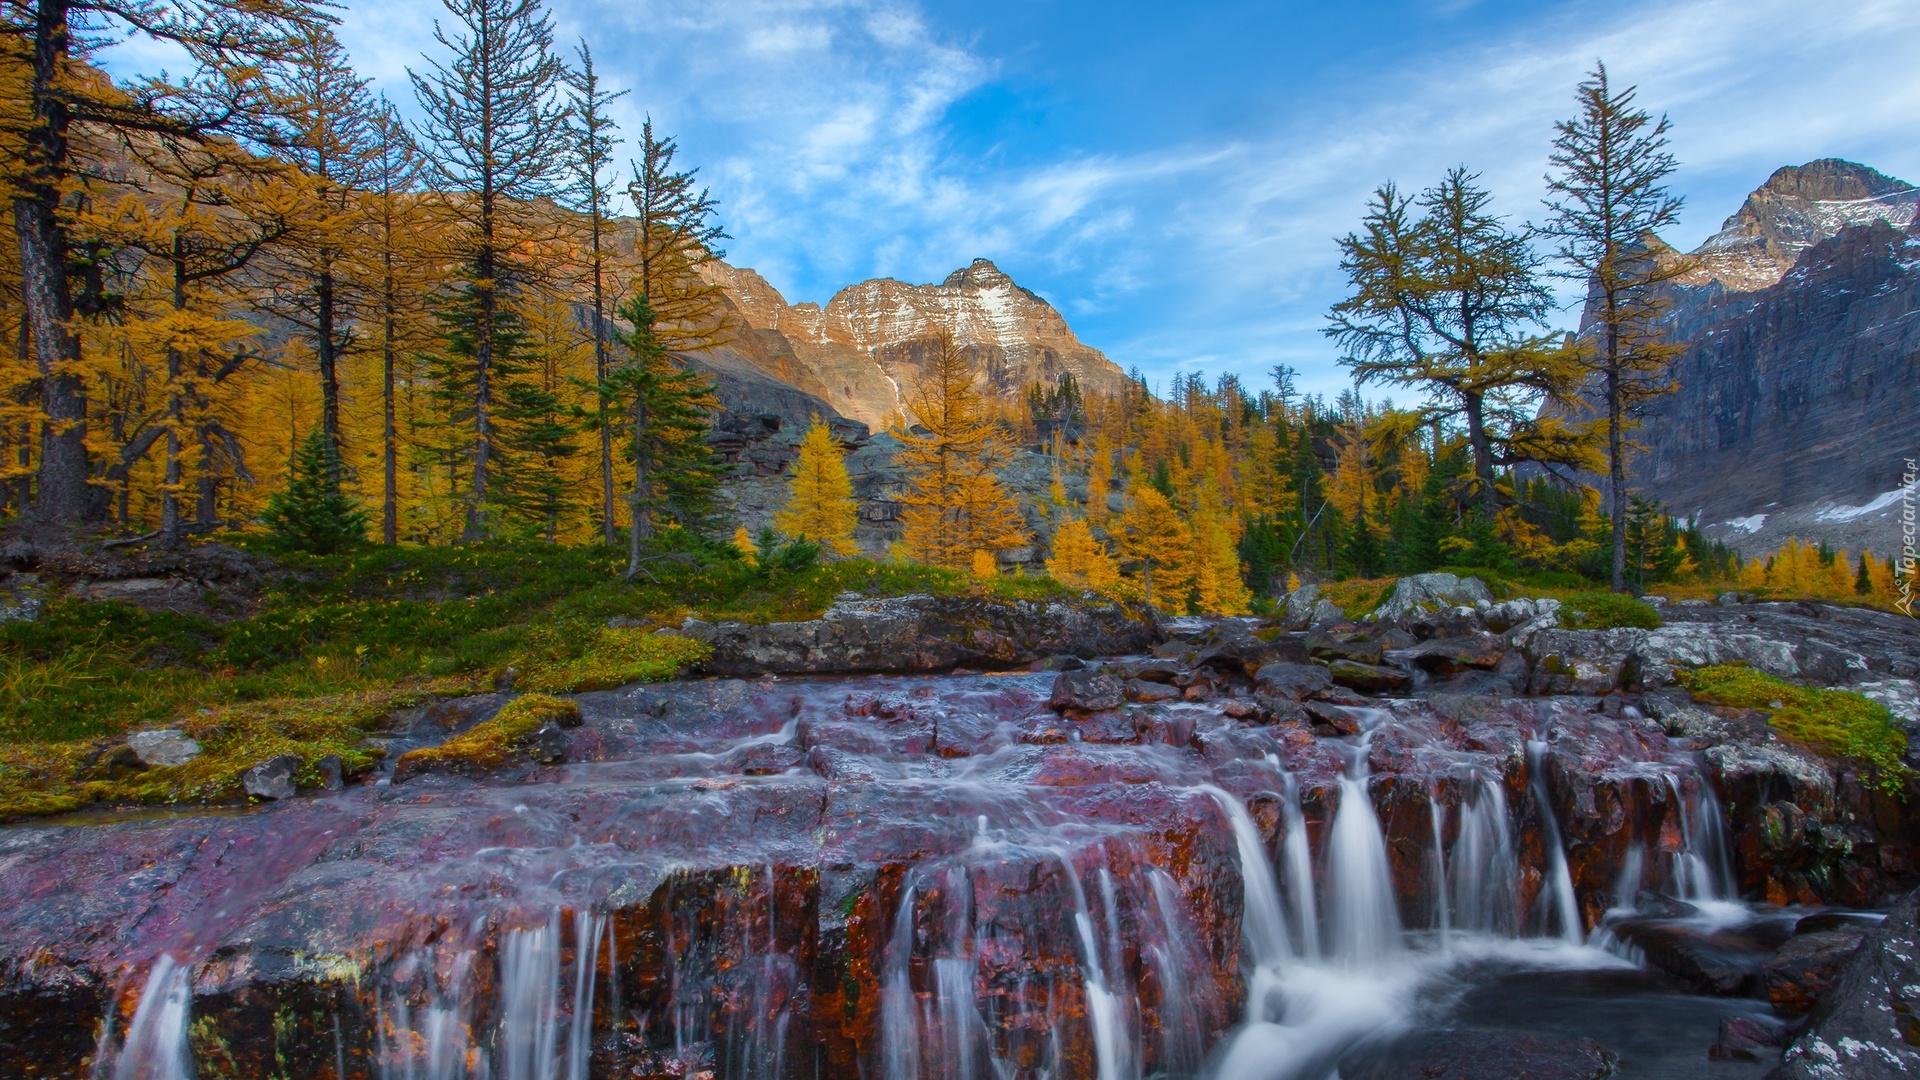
[114,0,1920,398]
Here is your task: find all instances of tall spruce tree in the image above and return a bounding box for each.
[561,42,626,544]
[1541,63,1688,593]
[410,0,566,541]
[611,294,723,569]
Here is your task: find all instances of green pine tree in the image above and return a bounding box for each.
[263,427,369,555]
[609,295,727,569]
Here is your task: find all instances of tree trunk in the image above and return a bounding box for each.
[1462,390,1498,520]
[316,266,341,450]
[591,213,616,546]
[382,261,398,544]
[627,395,651,576]
[464,227,495,543]
[1607,365,1627,594]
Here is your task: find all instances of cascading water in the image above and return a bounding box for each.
[100,954,194,1080]
[1274,767,1319,960]
[1526,739,1584,943]
[1446,775,1521,936]
[1666,773,1737,903]
[1321,716,1402,966]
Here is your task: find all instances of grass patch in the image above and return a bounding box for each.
[1557,591,1663,630]
[392,694,580,781]
[1679,664,1913,796]
[0,539,1085,819]
[1320,577,1397,620]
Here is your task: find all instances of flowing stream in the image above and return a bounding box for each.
[71,662,1798,1080]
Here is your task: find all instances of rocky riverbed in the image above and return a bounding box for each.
[3,577,1917,1079]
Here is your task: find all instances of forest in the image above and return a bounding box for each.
[0,0,1906,623]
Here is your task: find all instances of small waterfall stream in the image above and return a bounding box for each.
[71,663,1783,1080]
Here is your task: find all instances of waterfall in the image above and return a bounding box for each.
[880,886,920,1080]
[1448,775,1521,936]
[1277,772,1319,960]
[1526,739,1583,944]
[1204,787,1293,968]
[1322,735,1402,966]
[1427,791,1450,937]
[1667,774,1737,902]
[1146,869,1205,1076]
[377,950,479,1080]
[1058,853,1135,1080]
[565,911,603,1080]
[497,917,564,1080]
[103,954,193,1080]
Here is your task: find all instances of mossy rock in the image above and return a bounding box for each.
[1678,664,1912,797]
[1558,591,1662,630]
[391,693,581,783]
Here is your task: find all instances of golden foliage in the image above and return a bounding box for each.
[896,334,1029,569]
[774,417,860,556]
[1116,482,1194,612]
[1046,517,1121,592]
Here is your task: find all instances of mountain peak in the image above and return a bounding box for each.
[942,258,1012,289]
[1685,158,1920,291]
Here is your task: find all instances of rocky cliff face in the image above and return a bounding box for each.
[1590,160,1920,556]
[698,258,1133,430]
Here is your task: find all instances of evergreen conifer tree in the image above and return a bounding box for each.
[611,294,724,564]
[264,426,367,553]
[1542,64,1688,592]
[775,417,860,557]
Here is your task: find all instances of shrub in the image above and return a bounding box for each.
[1558,591,1662,630]
[1679,664,1912,796]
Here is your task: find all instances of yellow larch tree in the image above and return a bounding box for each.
[1085,433,1113,528]
[774,416,860,556]
[896,333,1028,569]
[1117,481,1194,612]
[971,549,999,578]
[1047,516,1121,591]
[1191,507,1252,615]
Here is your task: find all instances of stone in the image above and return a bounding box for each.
[1048,670,1125,713]
[1368,573,1493,623]
[1525,628,1648,695]
[530,723,571,765]
[1305,631,1384,666]
[1709,1015,1785,1061]
[1028,654,1085,672]
[242,755,300,800]
[1124,679,1179,704]
[1775,888,1920,1078]
[1763,927,1868,1012]
[1404,633,1508,673]
[125,729,201,768]
[1194,629,1281,676]
[1281,584,1322,626]
[0,597,41,623]
[1111,658,1184,683]
[1307,599,1345,626]
[693,593,1162,677]
[1342,1029,1618,1080]
[305,755,340,792]
[1252,661,1334,699]
[735,743,805,775]
[1325,659,1410,694]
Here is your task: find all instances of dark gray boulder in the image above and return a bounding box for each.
[1773,889,1920,1078]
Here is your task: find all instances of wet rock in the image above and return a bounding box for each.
[1111,657,1184,683]
[735,743,807,775]
[1253,661,1334,699]
[242,754,299,800]
[125,729,201,768]
[689,593,1163,676]
[1763,926,1868,1012]
[1325,659,1410,694]
[1342,1028,1618,1080]
[1302,700,1363,734]
[1028,654,1085,672]
[1125,679,1180,704]
[1404,605,1486,642]
[1368,572,1493,623]
[1306,630,1384,666]
[1775,889,1920,1078]
[1525,628,1648,695]
[531,722,571,765]
[1378,627,1418,650]
[1405,632,1509,673]
[315,755,344,792]
[1194,629,1283,676]
[1611,918,1767,995]
[1048,669,1125,713]
[1632,890,1700,919]
[1710,1015,1786,1061]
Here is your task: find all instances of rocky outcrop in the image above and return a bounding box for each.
[673,593,1163,676]
[1773,889,1920,1078]
[1560,160,1920,555]
[697,258,1132,430]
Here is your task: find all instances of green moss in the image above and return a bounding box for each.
[393,693,580,778]
[1558,591,1663,630]
[1679,664,1913,796]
